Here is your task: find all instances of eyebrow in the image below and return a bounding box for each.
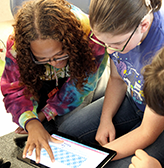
[34,50,64,60]
[106,39,128,46]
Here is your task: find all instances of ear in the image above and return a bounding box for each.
[140,19,150,33]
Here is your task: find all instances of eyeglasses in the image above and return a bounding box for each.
[89,7,152,52]
[30,50,69,64]
[89,24,139,52]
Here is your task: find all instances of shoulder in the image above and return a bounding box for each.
[153,9,164,32]
[5,34,17,63]
[71,4,90,36]
[142,10,164,56]
[159,3,164,20]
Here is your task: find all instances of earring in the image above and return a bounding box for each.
[145,0,151,7]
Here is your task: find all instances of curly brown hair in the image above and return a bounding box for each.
[13,0,96,100]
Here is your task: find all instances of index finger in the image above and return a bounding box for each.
[43,142,55,162]
[44,137,63,162]
[23,143,30,158]
[109,133,115,142]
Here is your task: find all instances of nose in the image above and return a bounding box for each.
[105,44,118,54]
[48,60,58,67]
[106,48,116,54]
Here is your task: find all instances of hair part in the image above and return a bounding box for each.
[89,0,162,35]
[142,47,164,116]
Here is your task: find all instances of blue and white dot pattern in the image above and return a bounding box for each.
[41,146,87,168]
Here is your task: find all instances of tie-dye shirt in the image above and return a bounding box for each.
[0,5,108,130]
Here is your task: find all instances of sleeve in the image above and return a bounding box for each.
[70,4,91,36]
[0,36,39,129]
[42,40,109,121]
[1,8,108,129]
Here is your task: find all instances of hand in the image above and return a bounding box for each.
[95,119,116,146]
[15,127,28,134]
[129,149,162,168]
[23,119,62,163]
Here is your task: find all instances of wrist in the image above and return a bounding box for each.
[25,118,41,132]
[100,112,113,122]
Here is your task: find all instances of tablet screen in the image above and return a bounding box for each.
[18,132,116,168]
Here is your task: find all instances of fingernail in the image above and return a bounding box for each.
[36,159,40,163]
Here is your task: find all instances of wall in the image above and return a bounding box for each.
[0,0,13,22]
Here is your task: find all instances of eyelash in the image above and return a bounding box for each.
[57,52,64,56]
[107,43,124,46]
[37,52,64,60]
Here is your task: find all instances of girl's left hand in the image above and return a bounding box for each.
[129,149,162,168]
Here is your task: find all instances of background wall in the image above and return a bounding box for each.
[0,0,13,22]
[0,0,17,137]
[0,0,14,61]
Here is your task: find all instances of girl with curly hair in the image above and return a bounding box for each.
[0,0,109,163]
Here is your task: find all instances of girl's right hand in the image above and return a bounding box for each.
[23,119,62,163]
[95,119,116,146]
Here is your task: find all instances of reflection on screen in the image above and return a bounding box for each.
[27,134,110,168]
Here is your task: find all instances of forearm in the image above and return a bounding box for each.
[101,76,127,121]
[104,126,155,160]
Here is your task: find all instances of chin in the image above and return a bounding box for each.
[51,60,68,68]
[55,65,64,68]
[122,46,137,54]
[120,51,129,54]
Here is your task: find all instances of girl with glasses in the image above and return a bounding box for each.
[58,0,164,167]
[0,0,109,163]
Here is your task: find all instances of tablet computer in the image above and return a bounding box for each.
[17,131,116,168]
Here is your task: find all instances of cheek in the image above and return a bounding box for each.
[51,60,68,68]
[59,59,68,66]
[123,36,142,53]
[106,48,116,54]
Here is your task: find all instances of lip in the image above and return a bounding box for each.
[53,60,67,68]
[56,60,64,66]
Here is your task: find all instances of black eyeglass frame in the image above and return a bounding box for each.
[89,24,139,52]
[30,50,69,64]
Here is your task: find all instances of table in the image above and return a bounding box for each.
[0,132,32,168]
